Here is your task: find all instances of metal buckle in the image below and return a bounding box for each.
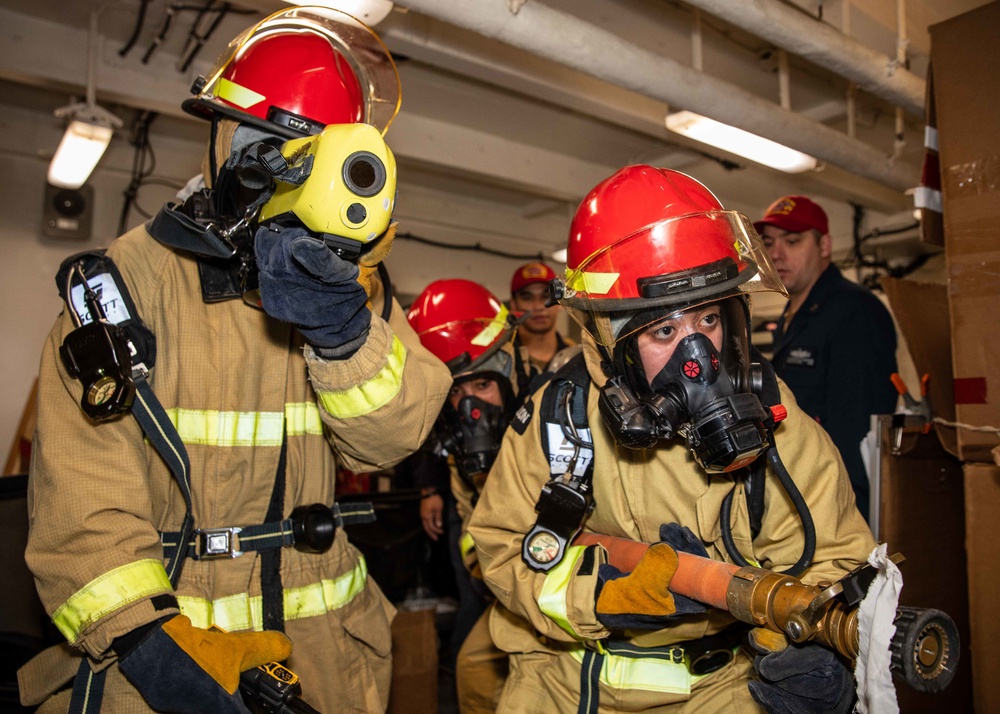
[195,526,243,559]
[666,646,685,664]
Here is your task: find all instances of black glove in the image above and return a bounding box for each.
[594,523,711,630]
[117,614,292,714]
[748,641,855,714]
[659,522,709,557]
[657,522,710,616]
[255,225,371,357]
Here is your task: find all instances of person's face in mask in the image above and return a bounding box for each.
[635,304,724,386]
[448,376,503,409]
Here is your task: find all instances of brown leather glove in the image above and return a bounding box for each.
[118,614,292,713]
[595,542,680,618]
[357,221,397,298]
[748,627,788,654]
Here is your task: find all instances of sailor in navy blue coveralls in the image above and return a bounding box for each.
[770,263,898,521]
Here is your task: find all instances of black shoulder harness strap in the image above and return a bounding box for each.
[521,352,596,572]
[537,352,592,475]
[56,251,157,373]
[59,251,194,714]
[57,250,193,588]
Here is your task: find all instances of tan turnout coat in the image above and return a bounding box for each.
[21,225,451,713]
[468,342,876,713]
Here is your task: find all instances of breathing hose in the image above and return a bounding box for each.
[719,444,816,576]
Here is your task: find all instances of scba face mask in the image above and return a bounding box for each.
[645,332,769,472]
[440,395,508,480]
[598,300,771,473]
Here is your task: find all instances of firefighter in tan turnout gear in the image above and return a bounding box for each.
[468,166,876,713]
[407,279,534,713]
[20,8,450,714]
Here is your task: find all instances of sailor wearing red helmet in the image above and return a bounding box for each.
[408,278,538,714]
[21,8,449,713]
[467,166,875,713]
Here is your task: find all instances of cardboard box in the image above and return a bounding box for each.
[387,607,438,714]
[882,277,958,459]
[930,2,1000,462]
[874,417,971,712]
[964,462,1000,714]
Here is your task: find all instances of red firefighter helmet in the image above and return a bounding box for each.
[183,6,400,138]
[407,279,516,379]
[560,165,784,351]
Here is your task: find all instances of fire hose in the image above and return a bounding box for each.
[574,533,958,694]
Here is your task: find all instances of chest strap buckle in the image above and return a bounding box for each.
[195,526,243,559]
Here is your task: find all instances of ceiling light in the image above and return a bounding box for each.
[48,105,121,189]
[47,4,122,189]
[283,0,394,26]
[665,110,817,173]
[550,248,567,263]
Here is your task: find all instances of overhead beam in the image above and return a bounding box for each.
[389,112,614,202]
[395,0,919,192]
[379,11,673,141]
[683,0,926,116]
[0,6,199,119]
[0,5,609,204]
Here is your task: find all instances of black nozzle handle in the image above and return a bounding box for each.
[889,606,960,693]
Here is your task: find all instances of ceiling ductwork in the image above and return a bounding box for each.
[396,0,920,192]
[683,0,925,117]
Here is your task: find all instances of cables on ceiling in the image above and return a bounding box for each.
[394,231,549,262]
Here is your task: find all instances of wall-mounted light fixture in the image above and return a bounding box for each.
[282,0,394,26]
[47,2,123,189]
[48,105,121,189]
[665,110,817,174]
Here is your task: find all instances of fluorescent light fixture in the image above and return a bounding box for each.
[283,0,394,25]
[551,248,568,263]
[665,110,818,173]
[48,104,121,189]
[48,2,123,190]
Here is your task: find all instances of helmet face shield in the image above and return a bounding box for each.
[620,297,751,397]
[418,308,516,379]
[407,280,518,380]
[191,7,401,135]
[561,210,784,350]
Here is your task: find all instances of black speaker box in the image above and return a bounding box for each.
[42,183,93,240]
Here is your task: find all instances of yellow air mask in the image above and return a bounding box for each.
[258,122,397,261]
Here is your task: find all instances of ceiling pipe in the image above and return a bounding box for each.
[397,0,918,192]
[682,0,925,117]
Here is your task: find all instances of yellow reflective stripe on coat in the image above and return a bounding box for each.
[317,335,407,419]
[569,645,695,695]
[178,559,368,631]
[538,545,588,639]
[459,532,476,560]
[284,402,325,436]
[53,559,172,642]
[164,403,323,446]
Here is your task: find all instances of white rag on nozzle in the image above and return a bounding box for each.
[854,543,903,713]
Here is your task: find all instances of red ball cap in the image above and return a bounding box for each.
[754,195,829,236]
[510,262,557,295]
